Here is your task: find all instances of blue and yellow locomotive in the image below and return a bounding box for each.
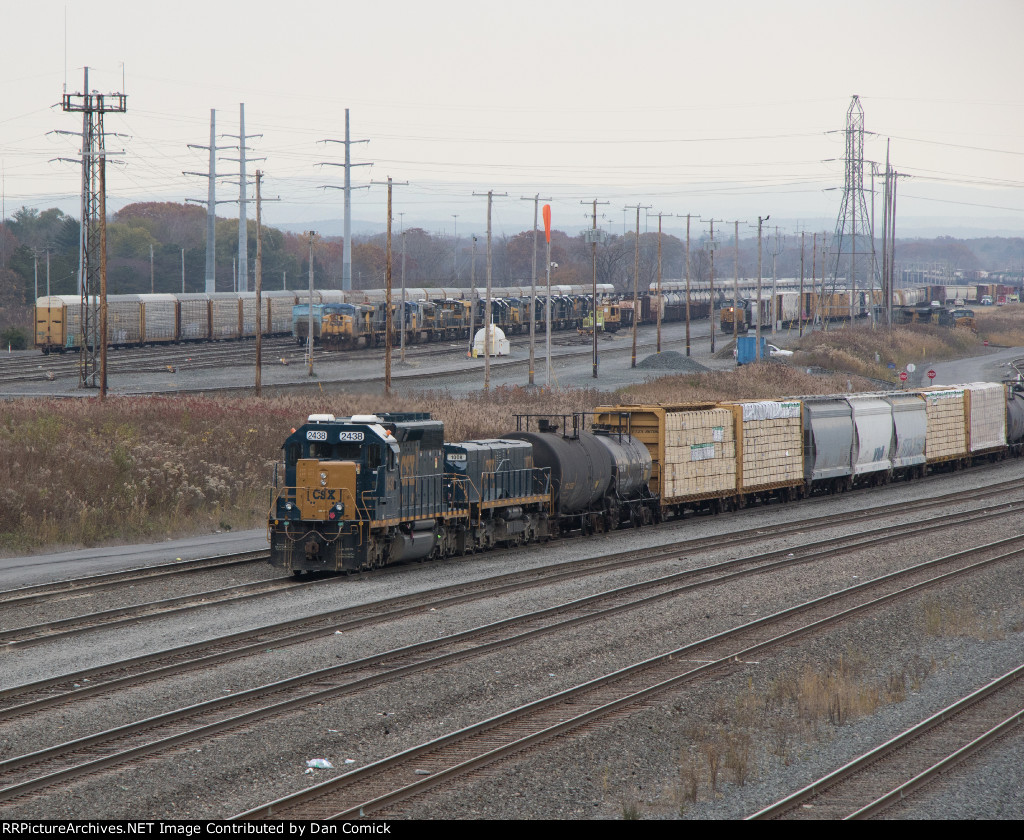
[269,413,556,574]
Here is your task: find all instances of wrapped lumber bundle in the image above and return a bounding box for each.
[963,382,1006,454]
[917,387,967,463]
[723,400,803,492]
[662,407,737,499]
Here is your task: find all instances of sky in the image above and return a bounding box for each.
[2,0,1023,239]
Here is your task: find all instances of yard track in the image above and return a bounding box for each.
[748,663,1024,820]
[0,499,1019,809]
[232,536,1024,820]
[1,478,1019,715]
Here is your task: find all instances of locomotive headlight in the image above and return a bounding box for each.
[285,503,293,511]
[320,471,328,486]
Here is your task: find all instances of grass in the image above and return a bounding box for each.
[1,364,885,554]
[974,303,1024,348]
[791,323,982,383]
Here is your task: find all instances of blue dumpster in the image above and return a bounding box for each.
[736,335,766,365]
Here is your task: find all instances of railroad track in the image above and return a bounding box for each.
[748,663,1024,820]
[0,499,1019,808]
[1,478,1019,716]
[231,535,1024,820]
[0,549,270,609]
[0,567,335,648]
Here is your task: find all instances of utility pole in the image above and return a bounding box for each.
[703,217,724,355]
[222,103,264,292]
[799,232,806,338]
[150,243,154,293]
[399,212,407,363]
[474,190,508,390]
[373,178,408,395]
[46,249,50,296]
[255,170,263,397]
[649,210,674,354]
[61,66,126,391]
[185,109,231,293]
[181,248,185,293]
[732,219,746,346]
[810,233,817,334]
[881,140,891,327]
[543,203,553,388]
[756,215,770,359]
[684,213,693,356]
[582,199,610,377]
[305,231,318,378]
[626,204,650,367]
[521,193,551,385]
[99,152,107,399]
[320,109,371,291]
[451,214,459,281]
[770,227,784,336]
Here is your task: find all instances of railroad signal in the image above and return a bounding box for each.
[927,369,936,380]
[899,371,908,382]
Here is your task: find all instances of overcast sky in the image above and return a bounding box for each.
[3,0,1023,237]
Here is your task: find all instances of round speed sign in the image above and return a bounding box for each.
[899,371,908,382]
[927,369,936,380]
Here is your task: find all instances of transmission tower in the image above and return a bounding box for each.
[184,109,232,292]
[61,67,126,391]
[222,103,264,292]
[828,95,876,320]
[320,109,371,291]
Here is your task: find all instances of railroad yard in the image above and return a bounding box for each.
[1,327,1023,820]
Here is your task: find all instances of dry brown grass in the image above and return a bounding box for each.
[923,596,1005,640]
[791,324,982,382]
[1,362,889,554]
[974,303,1024,348]
[617,364,877,404]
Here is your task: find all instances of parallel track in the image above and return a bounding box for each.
[0,501,1019,808]
[233,537,1024,820]
[749,664,1024,820]
[1,479,1019,715]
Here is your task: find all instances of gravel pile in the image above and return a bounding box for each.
[635,351,709,373]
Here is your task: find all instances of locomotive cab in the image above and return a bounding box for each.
[270,413,455,575]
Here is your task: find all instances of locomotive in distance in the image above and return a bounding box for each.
[268,382,1024,575]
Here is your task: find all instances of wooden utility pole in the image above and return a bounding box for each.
[254,170,263,396]
[99,152,108,401]
[473,190,507,390]
[373,178,408,395]
[703,217,724,355]
[521,193,551,386]
[305,230,318,378]
[544,203,553,387]
[626,203,650,367]
[732,219,746,346]
[150,243,154,294]
[799,231,805,338]
[581,198,609,378]
[649,211,675,354]
[756,216,769,359]
[684,214,693,357]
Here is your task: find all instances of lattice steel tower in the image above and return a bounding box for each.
[828,95,876,318]
[62,67,126,389]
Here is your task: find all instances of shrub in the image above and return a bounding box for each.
[1,327,28,350]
